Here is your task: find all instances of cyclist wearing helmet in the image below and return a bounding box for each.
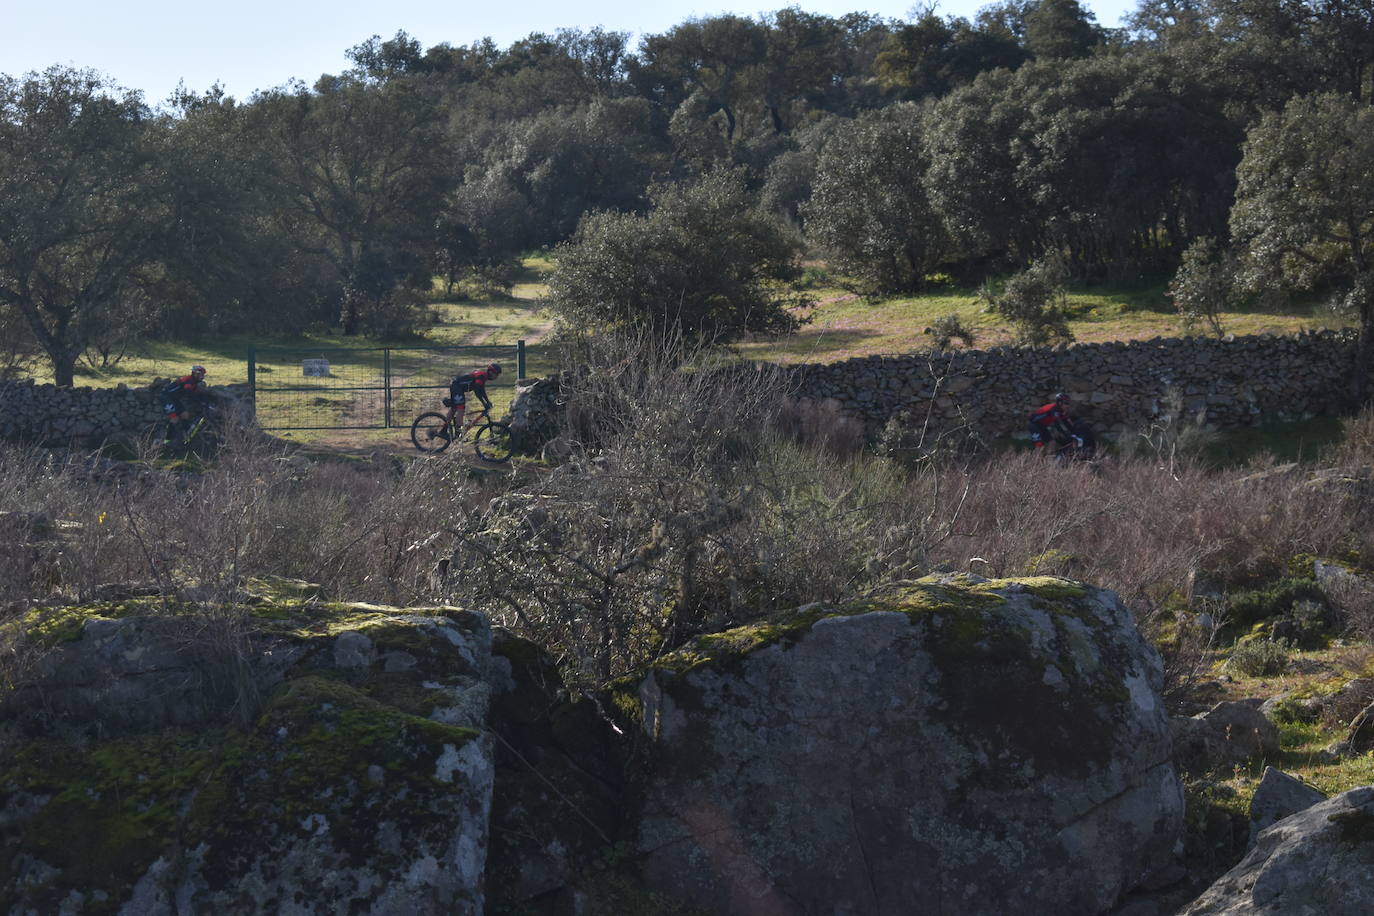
[1028,392,1075,451]
[161,365,209,446]
[445,362,502,429]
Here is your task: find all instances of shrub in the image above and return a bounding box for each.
[1168,237,1236,338]
[1272,598,1336,649]
[977,253,1074,346]
[923,313,977,350]
[547,169,807,340]
[1226,637,1292,677]
[1115,387,1216,475]
[1322,569,1374,643]
[438,330,936,690]
[1227,579,1328,631]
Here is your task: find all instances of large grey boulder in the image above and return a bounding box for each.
[1248,767,1326,848]
[622,575,1184,916]
[1182,785,1374,915]
[1,598,497,915]
[1171,701,1281,776]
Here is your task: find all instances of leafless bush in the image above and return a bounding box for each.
[771,397,869,458]
[1163,600,1227,707]
[917,439,1370,708]
[1115,387,1216,477]
[438,330,942,691]
[1323,407,1374,467]
[1324,571,1374,643]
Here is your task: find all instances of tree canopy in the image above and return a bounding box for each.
[0,68,167,385]
[547,170,804,339]
[1,3,1371,367]
[1231,91,1374,398]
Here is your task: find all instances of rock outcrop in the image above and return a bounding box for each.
[2,574,1187,916]
[1247,767,1326,848]
[621,574,1184,916]
[1,596,496,915]
[1183,786,1374,915]
[1171,701,1281,776]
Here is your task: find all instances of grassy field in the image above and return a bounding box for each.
[14,258,1352,452]
[732,275,1350,365]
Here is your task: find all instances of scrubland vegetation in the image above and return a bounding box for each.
[5,0,1374,389]
[4,335,1373,698]
[4,329,1374,889]
[8,4,1374,904]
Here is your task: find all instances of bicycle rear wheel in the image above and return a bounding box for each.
[411,413,454,453]
[473,421,513,463]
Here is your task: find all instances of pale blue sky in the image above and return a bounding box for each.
[2,0,1137,105]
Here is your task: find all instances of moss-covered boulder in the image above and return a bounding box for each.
[1,598,496,914]
[623,574,1183,916]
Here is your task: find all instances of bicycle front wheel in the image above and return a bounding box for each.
[411,413,453,453]
[473,421,513,463]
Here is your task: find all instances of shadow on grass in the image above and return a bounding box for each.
[1203,416,1347,468]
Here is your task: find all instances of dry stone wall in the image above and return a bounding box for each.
[0,380,251,447]
[789,329,1361,439]
[0,379,167,446]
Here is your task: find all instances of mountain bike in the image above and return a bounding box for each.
[1051,420,1099,466]
[163,401,222,458]
[409,406,514,463]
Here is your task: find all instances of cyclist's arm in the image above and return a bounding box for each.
[476,385,493,411]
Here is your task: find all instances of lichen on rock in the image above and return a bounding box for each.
[0,590,496,915]
[627,574,1183,916]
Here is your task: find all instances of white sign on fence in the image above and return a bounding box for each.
[302,359,331,377]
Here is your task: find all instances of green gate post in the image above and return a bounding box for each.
[517,339,526,380]
[247,347,257,419]
[383,348,393,429]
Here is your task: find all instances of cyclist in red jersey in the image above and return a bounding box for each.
[446,363,502,430]
[1028,392,1075,451]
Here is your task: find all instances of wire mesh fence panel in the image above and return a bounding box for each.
[250,348,387,431]
[387,345,521,424]
[249,343,527,431]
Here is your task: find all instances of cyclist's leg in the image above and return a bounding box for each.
[451,391,467,433]
[163,405,183,449]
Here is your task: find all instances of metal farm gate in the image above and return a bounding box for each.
[248,342,527,431]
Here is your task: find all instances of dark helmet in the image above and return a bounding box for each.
[191,365,207,378]
[1054,391,1069,403]
[487,362,502,377]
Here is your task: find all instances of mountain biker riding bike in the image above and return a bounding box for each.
[1028,391,1093,457]
[162,365,209,447]
[445,363,502,431]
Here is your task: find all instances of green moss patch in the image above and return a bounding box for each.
[2,663,482,912]
[1329,807,1374,844]
[644,576,1131,780]
[0,732,225,913]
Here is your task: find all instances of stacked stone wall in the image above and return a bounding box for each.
[0,380,252,447]
[788,329,1362,439]
[0,380,167,446]
[9,330,1357,452]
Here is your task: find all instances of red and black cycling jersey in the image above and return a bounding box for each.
[449,368,494,409]
[1028,401,1070,430]
[161,375,206,415]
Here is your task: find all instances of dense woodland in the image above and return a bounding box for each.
[3,0,1374,387]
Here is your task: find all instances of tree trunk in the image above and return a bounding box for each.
[340,286,361,336]
[53,350,78,388]
[1358,303,1374,405]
